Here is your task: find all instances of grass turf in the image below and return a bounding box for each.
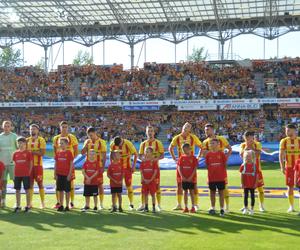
[1,163,300,250]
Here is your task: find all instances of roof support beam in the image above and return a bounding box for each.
[0,15,299,47]
[158,0,180,43]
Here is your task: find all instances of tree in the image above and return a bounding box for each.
[188,47,208,62]
[0,47,22,68]
[35,57,45,70]
[72,50,93,65]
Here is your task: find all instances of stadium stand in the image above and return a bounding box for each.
[253,58,300,98]
[0,59,300,102]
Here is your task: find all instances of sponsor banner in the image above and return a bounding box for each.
[220,103,261,110]
[178,104,217,111]
[0,98,298,108]
[87,101,118,107]
[280,103,300,109]
[120,101,161,106]
[122,105,160,111]
[173,98,300,105]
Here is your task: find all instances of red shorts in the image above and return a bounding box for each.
[257,171,264,187]
[30,165,43,182]
[286,167,295,187]
[142,182,157,195]
[123,168,133,187]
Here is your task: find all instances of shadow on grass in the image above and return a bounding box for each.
[1,208,300,237]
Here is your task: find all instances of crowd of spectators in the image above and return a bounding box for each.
[0,108,164,143]
[78,64,166,101]
[0,67,73,102]
[253,58,300,98]
[0,59,299,102]
[0,60,298,144]
[163,63,256,99]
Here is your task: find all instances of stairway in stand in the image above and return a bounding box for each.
[157,122,172,145]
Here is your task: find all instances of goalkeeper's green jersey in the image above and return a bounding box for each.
[0,132,18,165]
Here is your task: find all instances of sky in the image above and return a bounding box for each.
[11,31,300,70]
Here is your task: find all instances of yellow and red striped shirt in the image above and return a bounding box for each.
[170,133,202,157]
[203,135,229,152]
[83,138,107,167]
[139,139,164,159]
[280,137,300,168]
[53,134,79,157]
[110,139,137,169]
[26,136,46,166]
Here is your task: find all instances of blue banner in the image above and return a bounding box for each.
[44,142,280,170]
[122,105,160,111]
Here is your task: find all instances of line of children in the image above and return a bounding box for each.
[8,135,300,216]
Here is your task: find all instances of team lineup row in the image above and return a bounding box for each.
[0,120,299,215]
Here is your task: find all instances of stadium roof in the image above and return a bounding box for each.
[0,0,300,47]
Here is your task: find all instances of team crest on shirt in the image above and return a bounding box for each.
[86,169,96,173]
[144,169,153,172]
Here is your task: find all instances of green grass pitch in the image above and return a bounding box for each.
[1,163,300,250]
